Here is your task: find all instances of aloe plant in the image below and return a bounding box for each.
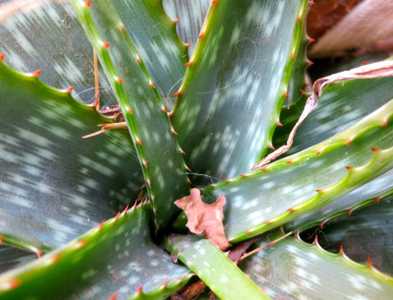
[0,0,393,299]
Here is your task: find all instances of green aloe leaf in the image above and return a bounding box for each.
[318,193,393,276]
[0,205,191,300]
[202,98,393,242]
[286,4,309,109]
[71,0,189,229]
[172,0,308,179]
[276,61,393,229]
[276,57,392,148]
[271,9,310,148]
[110,0,188,102]
[287,170,393,230]
[166,235,270,300]
[290,66,393,154]
[272,95,306,151]
[260,60,393,167]
[0,0,116,105]
[0,58,144,250]
[241,237,393,300]
[0,246,35,275]
[163,0,210,55]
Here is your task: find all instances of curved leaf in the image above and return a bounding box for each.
[290,74,393,154]
[71,0,189,229]
[241,237,393,299]
[201,98,393,242]
[275,61,393,229]
[0,58,144,250]
[259,60,393,167]
[172,0,308,179]
[0,0,115,105]
[288,169,393,230]
[319,194,393,276]
[0,205,191,300]
[163,0,210,56]
[274,57,391,148]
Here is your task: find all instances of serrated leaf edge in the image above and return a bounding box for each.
[206,99,393,242]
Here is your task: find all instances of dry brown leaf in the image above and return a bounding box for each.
[311,0,393,57]
[307,0,362,40]
[175,188,230,250]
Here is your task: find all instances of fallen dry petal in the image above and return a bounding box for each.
[175,188,230,250]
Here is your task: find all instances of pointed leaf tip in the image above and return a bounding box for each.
[175,188,229,250]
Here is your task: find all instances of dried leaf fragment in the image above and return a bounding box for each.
[307,0,361,40]
[175,188,230,250]
[311,0,393,57]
